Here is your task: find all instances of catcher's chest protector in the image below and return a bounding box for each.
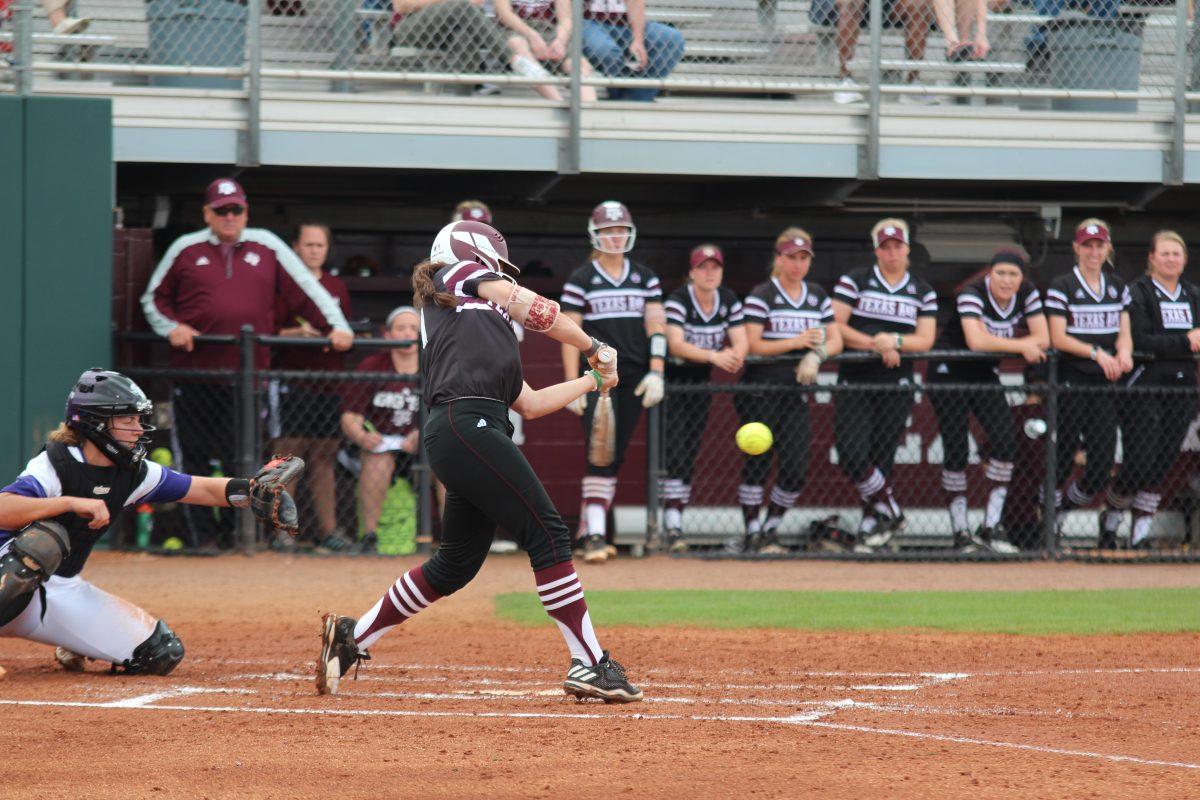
[44,442,142,577]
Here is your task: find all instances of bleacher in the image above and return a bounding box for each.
[9,0,1191,102]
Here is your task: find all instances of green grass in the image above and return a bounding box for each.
[496,588,1200,635]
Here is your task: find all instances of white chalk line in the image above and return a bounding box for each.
[2,693,1195,772]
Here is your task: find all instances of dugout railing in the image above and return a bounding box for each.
[649,349,1200,562]
[115,327,433,556]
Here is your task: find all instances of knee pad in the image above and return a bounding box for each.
[119,619,184,676]
[0,521,70,612]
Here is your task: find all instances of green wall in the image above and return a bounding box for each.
[1,96,112,479]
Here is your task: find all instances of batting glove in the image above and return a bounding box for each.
[635,371,665,408]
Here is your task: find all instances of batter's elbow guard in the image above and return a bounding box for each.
[119,619,185,676]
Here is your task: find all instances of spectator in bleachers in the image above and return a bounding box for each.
[490,0,600,101]
[1043,219,1132,547]
[339,306,422,554]
[831,0,941,103]
[1025,0,1119,64]
[927,248,1047,553]
[733,230,842,554]
[832,218,937,550]
[579,0,685,101]
[40,0,89,35]
[930,0,1008,62]
[390,0,533,93]
[661,244,748,554]
[140,178,353,550]
[1100,231,1200,550]
[271,221,355,553]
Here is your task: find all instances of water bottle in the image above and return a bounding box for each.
[136,504,153,549]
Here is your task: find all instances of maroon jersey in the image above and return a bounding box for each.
[273,271,353,373]
[343,351,420,437]
[141,228,349,369]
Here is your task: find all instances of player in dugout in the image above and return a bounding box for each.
[0,368,302,676]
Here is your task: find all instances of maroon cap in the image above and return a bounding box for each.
[689,244,724,269]
[589,200,633,230]
[873,224,908,247]
[1074,223,1110,245]
[454,206,492,224]
[205,178,247,209]
[776,236,814,256]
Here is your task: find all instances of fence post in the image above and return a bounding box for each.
[644,398,662,554]
[1041,351,1059,555]
[237,325,258,553]
[861,0,883,180]
[1166,0,1189,185]
[13,0,33,96]
[558,0,584,175]
[240,0,263,167]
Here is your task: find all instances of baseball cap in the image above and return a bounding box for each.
[873,225,908,247]
[205,178,248,209]
[776,236,814,256]
[454,205,492,224]
[1074,223,1110,245]
[689,244,724,269]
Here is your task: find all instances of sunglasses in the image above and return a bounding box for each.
[213,205,246,217]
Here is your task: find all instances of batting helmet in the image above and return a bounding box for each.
[430,219,520,275]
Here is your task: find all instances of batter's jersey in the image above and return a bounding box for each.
[0,444,192,576]
[742,278,834,384]
[421,261,523,406]
[561,259,663,377]
[1126,274,1200,385]
[664,284,744,382]
[1044,266,1132,378]
[932,276,1044,379]
[833,265,938,381]
[342,351,421,437]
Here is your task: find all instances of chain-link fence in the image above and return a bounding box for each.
[651,351,1200,561]
[3,0,1197,105]
[116,330,433,556]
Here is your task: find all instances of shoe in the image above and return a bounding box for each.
[862,514,904,549]
[605,543,618,560]
[722,534,748,554]
[473,83,501,96]
[52,16,91,35]
[897,82,943,105]
[270,532,298,553]
[563,650,643,703]
[358,531,379,554]
[756,531,788,555]
[583,534,608,564]
[1096,528,1119,550]
[55,647,86,672]
[489,538,519,554]
[316,614,370,696]
[954,528,986,553]
[977,525,1020,554]
[667,530,688,554]
[832,76,864,104]
[645,529,664,554]
[318,532,356,554]
[1130,536,1153,551]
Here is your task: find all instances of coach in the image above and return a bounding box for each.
[140,178,353,549]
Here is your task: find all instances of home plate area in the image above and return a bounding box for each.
[5,658,1198,772]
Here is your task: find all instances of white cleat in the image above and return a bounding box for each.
[55,647,86,672]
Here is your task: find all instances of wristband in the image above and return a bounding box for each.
[225,478,251,506]
[583,337,603,359]
[894,334,904,350]
[1090,345,1099,361]
[649,333,668,359]
[587,369,604,391]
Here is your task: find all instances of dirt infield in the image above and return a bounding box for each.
[3,553,1199,799]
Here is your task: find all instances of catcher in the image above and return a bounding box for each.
[0,368,303,676]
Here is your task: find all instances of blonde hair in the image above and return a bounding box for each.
[1147,229,1188,274]
[1075,217,1115,265]
[47,423,82,446]
[771,226,814,278]
[870,218,910,246]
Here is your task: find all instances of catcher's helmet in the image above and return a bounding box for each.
[65,368,155,470]
[588,201,636,254]
[430,220,520,275]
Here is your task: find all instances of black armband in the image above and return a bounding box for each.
[225,478,251,508]
[583,337,603,359]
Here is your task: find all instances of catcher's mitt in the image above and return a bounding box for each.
[247,455,304,534]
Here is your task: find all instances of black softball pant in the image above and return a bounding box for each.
[580,374,645,477]
[733,386,810,493]
[1113,383,1198,494]
[664,385,711,484]
[926,374,1017,472]
[1055,370,1118,495]
[833,381,914,482]
[422,399,571,596]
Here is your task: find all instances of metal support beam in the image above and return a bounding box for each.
[861,0,883,180]
[240,0,263,167]
[1166,0,1188,185]
[558,0,584,175]
[13,0,33,96]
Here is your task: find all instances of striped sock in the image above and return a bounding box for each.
[354,566,441,649]
[536,561,602,665]
[983,460,1013,529]
[942,470,968,532]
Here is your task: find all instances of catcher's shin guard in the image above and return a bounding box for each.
[118,619,184,675]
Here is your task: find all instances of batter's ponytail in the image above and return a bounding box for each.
[412,260,457,309]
